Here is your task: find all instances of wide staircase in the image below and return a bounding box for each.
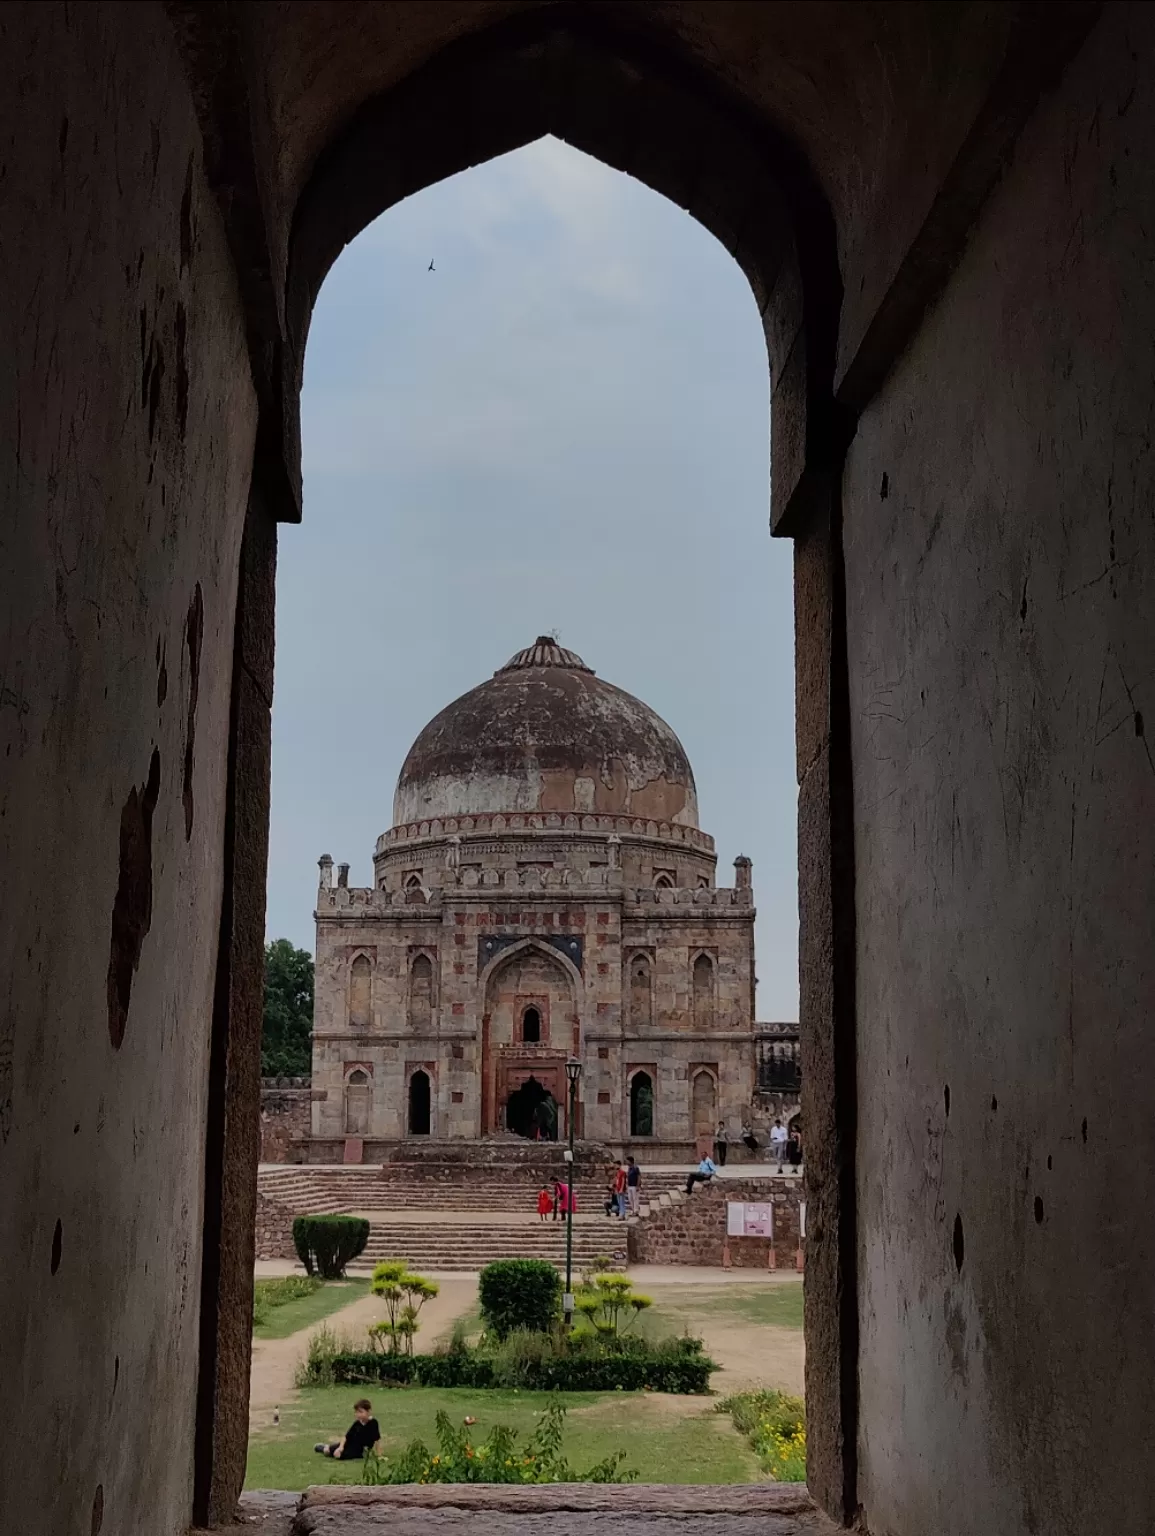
[357,1217,625,1271]
[257,1163,693,1271]
[258,1164,690,1214]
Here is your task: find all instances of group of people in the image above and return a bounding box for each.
[603,1156,641,1218]
[711,1118,803,1171]
[535,1178,576,1220]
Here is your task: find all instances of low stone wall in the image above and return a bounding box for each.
[259,1079,311,1162]
[628,1176,803,1269]
[254,1191,295,1261]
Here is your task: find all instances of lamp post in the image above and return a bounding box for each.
[563,1055,583,1326]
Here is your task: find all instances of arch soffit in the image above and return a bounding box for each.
[283,15,841,536]
[479,936,584,1002]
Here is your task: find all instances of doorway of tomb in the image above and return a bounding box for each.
[505,1075,558,1140]
[408,1068,432,1135]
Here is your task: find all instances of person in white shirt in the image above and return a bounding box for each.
[769,1119,788,1171]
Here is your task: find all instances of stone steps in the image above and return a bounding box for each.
[257,1166,689,1215]
[355,1221,625,1272]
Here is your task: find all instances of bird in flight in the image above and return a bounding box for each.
[428,259,435,272]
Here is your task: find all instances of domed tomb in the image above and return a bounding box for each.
[393,637,699,827]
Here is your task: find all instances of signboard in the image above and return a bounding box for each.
[727,1201,774,1239]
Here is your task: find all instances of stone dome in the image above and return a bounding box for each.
[393,638,699,828]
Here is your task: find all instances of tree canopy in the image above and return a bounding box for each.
[261,938,314,1076]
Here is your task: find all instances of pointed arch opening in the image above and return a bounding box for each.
[630,1071,654,1137]
[348,953,371,1028]
[408,1069,432,1135]
[409,953,434,1031]
[691,1069,716,1135]
[692,953,715,1030]
[344,1068,371,1135]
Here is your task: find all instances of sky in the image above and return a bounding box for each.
[266,135,799,1020]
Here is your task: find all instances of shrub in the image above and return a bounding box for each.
[478,1259,561,1340]
[252,1274,322,1329]
[292,1215,370,1279]
[294,1322,359,1388]
[369,1261,440,1355]
[314,1340,714,1394]
[717,1390,807,1482]
[360,1401,635,1485]
[489,1328,565,1388]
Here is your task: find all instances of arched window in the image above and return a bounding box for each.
[522,1006,541,1043]
[691,1069,716,1134]
[654,872,675,889]
[348,953,371,1028]
[629,954,652,1028]
[692,953,714,1029]
[630,1071,654,1137]
[405,873,422,889]
[409,953,433,1030]
[344,1069,371,1136]
[408,1069,431,1135]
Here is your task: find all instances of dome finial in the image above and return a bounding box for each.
[496,637,594,675]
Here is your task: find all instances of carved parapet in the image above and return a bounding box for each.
[376,811,715,854]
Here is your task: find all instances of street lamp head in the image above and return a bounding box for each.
[565,1056,583,1087]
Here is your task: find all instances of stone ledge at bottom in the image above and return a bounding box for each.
[291,1482,839,1534]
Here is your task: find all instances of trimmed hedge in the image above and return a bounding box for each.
[320,1344,714,1394]
[292,1214,370,1278]
[478,1259,561,1339]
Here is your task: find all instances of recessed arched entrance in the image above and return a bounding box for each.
[630,1071,654,1137]
[505,1075,557,1140]
[408,1069,431,1135]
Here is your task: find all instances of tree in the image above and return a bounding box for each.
[369,1261,440,1355]
[573,1273,652,1338]
[261,938,314,1076]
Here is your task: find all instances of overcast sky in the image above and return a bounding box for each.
[266,136,799,1020]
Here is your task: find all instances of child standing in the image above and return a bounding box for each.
[537,1184,553,1222]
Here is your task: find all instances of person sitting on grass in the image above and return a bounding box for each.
[314,1398,380,1461]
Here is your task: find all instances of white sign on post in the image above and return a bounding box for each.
[726,1201,774,1239]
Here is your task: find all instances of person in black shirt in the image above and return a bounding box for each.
[314,1398,380,1461]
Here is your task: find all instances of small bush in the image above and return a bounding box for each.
[294,1322,360,1388]
[718,1389,807,1482]
[489,1328,565,1388]
[478,1259,561,1340]
[292,1215,370,1279]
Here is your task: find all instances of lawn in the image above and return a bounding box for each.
[253,1278,371,1341]
[244,1385,763,1491]
[649,1282,804,1333]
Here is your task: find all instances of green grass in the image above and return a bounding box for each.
[245,1385,763,1491]
[642,1283,803,1336]
[253,1279,371,1340]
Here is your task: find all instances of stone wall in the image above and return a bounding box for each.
[259,1080,312,1163]
[253,1193,295,1262]
[0,8,258,1532]
[841,9,1155,1532]
[628,1178,803,1269]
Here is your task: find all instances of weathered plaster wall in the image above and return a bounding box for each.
[843,9,1155,1533]
[0,6,256,1533]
